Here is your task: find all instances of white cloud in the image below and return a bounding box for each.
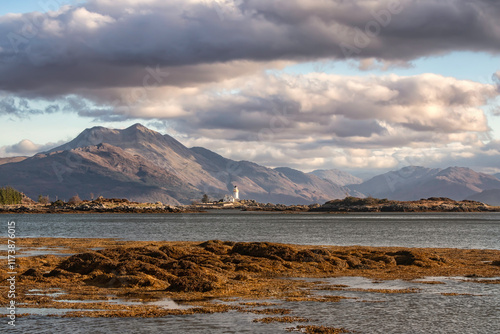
[0,139,63,157]
[68,7,114,31]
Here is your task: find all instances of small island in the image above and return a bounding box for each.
[1,195,499,214]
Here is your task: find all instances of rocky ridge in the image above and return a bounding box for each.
[312,197,498,212]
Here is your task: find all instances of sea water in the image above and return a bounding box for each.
[3,211,500,249]
[2,212,499,333]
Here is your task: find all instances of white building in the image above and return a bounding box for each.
[223,195,234,203]
[233,186,239,200]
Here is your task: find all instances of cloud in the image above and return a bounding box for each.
[137,71,498,171]
[113,72,496,146]
[1,0,500,96]
[0,139,64,157]
[0,96,60,117]
[6,70,493,152]
[1,0,500,172]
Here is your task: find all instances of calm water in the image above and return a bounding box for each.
[3,211,500,249]
[2,212,500,333]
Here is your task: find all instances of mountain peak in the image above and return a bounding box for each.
[124,123,161,136]
[128,123,148,131]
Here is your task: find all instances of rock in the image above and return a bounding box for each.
[58,252,117,275]
[231,242,298,261]
[21,268,44,278]
[294,250,325,263]
[45,268,77,278]
[199,240,231,255]
[159,245,186,259]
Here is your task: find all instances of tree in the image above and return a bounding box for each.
[68,194,82,205]
[0,186,23,205]
[38,195,50,205]
[201,194,210,203]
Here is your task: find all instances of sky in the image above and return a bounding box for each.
[1,0,500,176]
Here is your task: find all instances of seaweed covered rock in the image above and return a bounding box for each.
[21,268,45,279]
[231,242,298,261]
[199,240,233,255]
[159,245,187,259]
[387,250,447,267]
[294,250,326,263]
[55,245,223,291]
[47,241,455,293]
[58,252,117,275]
[45,268,78,278]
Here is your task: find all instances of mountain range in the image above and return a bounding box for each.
[466,189,500,206]
[349,166,500,203]
[0,124,356,205]
[0,124,499,205]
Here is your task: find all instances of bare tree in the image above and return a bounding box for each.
[68,194,83,205]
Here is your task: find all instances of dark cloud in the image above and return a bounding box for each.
[0,0,500,95]
[0,96,60,117]
[1,0,499,171]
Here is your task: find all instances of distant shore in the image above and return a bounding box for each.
[1,196,499,214]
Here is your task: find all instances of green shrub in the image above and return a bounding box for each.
[52,200,65,207]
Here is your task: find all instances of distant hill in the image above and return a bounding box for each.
[0,156,27,166]
[0,142,196,205]
[348,166,500,201]
[466,189,500,206]
[0,124,356,205]
[308,169,362,186]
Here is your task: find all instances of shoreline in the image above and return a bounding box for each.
[1,196,499,214]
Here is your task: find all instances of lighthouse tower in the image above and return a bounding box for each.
[233,186,239,201]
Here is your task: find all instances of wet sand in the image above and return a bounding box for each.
[2,238,499,333]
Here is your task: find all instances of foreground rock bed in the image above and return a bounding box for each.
[1,238,499,332]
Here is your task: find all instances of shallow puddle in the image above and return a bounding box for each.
[53,297,192,310]
[2,308,105,316]
[0,245,73,258]
[26,288,65,298]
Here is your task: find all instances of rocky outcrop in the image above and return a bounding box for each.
[0,198,193,214]
[311,197,498,212]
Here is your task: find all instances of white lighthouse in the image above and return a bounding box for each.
[233,186,239,201]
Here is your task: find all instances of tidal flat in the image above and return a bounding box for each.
[1,238,499,333]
